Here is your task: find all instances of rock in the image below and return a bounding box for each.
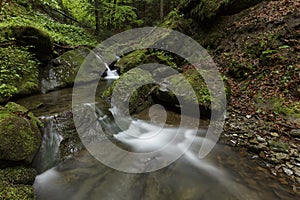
[0,167,37,185]
[0,184,35,199]
[290,129,300,138]
[259,151,266,159]
[294,168,300,177]
[269,140,289,153]
[282,167,293,176]
[102,68,155,115]
[40,47,92,93]
[115,50,178,74]
[249,138,259,144]
[11,26,53,63]
[155,68,229,117]
[0,102,41,164]
[256,136,265,142]
[270,132,279,137]
[275,153,289,161]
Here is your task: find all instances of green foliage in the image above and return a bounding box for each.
[60,0,142,32]
[273,98,300,117]
[0,2,97,46]
[160,8,192,32]
[0,46,39,101]
[102,1,143,29]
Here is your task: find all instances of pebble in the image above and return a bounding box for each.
[285,162,294,169]
[270,132,279,137]
[294,168,300,177]
[275,153,289,160]
[283,167,294,176]
[259,151,266,159]
[249,138,259,144]
[257,136,265,142]
[290,129,300,138]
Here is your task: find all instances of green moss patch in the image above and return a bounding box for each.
[0,103,41,164]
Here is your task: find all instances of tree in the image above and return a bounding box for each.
[94,0,101,34]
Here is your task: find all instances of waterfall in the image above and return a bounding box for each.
[94,53,119,80]
[33,115,63,174]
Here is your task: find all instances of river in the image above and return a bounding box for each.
[16,81,297,200]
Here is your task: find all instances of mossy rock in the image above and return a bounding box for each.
[0,167,37,185]
[155,68,229,117]
[0,103,41,164]
[40,47,91,93]
[0,184,35,200]
[102,68,155,114]
[11,26,53,63]
[115,50,178,74]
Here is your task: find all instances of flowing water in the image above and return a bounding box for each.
[16,81,299,200]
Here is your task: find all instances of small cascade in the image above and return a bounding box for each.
[94,53,119,80]
[33,115,63,173]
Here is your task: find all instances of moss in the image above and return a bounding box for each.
[0,167,37,185]
[11,25,53,62]
[0,184,35,200]
[274,100,300,117]
[269,140,289,153]
[5,102,43,128]
[0,103,41,164]
[115,50,179,74]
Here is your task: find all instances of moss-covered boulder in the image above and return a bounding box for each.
[0,167,37,185]
[0,184,35,200]
[11,26,53,63]
[115,50,179,74]
[40,47,91,93]
[103,68,155,114]
[155,68,229,117]
[0,102,42,164]
[103,67,229,117]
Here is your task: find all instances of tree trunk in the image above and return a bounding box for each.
[95,0,101,35]
[160,0,164,21]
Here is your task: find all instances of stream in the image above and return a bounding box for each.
[16,81,298,200]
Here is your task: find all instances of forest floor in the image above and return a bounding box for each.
[200,0,300,193]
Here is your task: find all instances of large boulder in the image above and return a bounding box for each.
[0,102,42,165]
[115,50,179,74]
[11,26,54,63]
[40,47,91,93]
[103,67,229,117]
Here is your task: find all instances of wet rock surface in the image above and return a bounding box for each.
[40,47,92,93]
[221,108,300,193]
